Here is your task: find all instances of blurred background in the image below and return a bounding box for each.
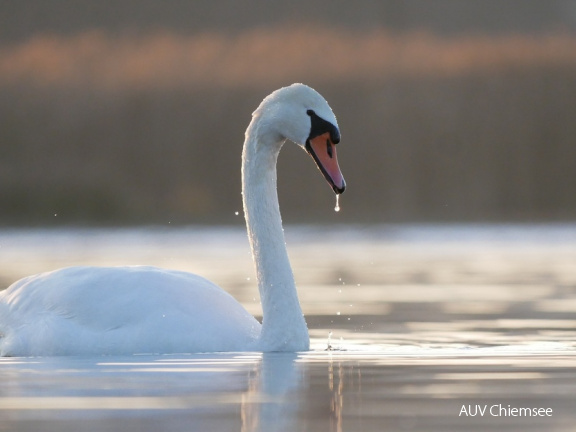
[2,0,576,226]
[3,6,576,428]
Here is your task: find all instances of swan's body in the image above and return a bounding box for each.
[0,84,345,356]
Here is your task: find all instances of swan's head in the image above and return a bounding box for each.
[253,83,346,194]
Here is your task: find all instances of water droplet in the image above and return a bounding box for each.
[336,311,341,316]
[334,194,341,212]
[234,211,239,216]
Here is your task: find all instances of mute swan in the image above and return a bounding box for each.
[0,84,345,356]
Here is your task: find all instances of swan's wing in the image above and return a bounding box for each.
[0,266,260,356]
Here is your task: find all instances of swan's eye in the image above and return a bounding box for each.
[307,109,340,144]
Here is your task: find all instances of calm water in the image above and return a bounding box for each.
[1,224,576,431]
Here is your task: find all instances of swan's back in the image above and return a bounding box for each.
[0,266,260,356]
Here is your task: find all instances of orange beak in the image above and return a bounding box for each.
[305,132,346,194]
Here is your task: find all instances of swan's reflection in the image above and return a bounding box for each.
[242,352,304,432]
[0,353,309,430]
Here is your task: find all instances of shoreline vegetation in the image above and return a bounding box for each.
[2,29,576,89]
[2,27,576,225]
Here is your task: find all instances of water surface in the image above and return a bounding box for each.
[1,224,576,431]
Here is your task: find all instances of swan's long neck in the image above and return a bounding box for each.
[242,115,309,351]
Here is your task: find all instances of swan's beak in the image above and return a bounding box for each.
[305,132,346,194]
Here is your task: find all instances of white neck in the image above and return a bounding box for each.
[242,115,309,351]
